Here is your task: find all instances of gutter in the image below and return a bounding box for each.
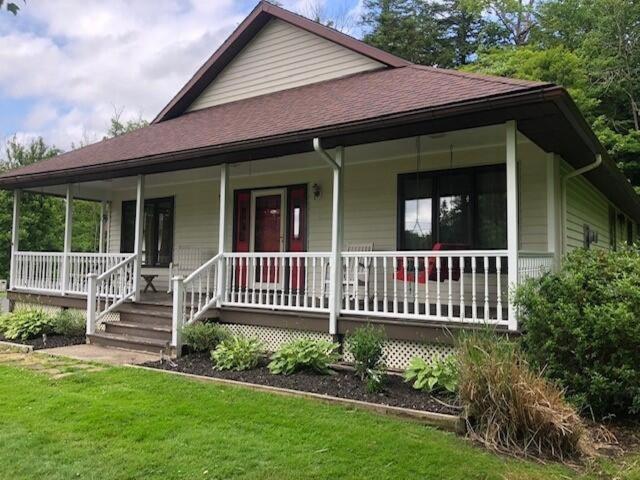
[561,154,603,254]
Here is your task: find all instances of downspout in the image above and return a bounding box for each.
[561,154,603,255]
[313,138,342,338]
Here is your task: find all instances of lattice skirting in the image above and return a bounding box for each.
[219,323,455,370]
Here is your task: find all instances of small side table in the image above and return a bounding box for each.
[142,274,158,293]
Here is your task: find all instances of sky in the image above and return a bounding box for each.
[0,0,364,152]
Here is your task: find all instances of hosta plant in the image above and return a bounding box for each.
[211,336,263,371]
[404,355,459,393]
[0,309,55,341]
[268,338,340,375]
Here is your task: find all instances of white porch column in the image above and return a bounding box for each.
[216,163,228,306]
[98,200,107,253]
[328,147,344,336]
[9,189,21,290]
[506,121,519,331]
[133,175,145,301]
[61,185,74,295]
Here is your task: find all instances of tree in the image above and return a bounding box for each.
[463,0,540,46]
[106,109,149,139]
[0,0,22,15]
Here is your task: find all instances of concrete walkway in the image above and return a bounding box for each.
[39,344,160,366]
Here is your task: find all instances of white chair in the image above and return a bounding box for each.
[168,247,215,293]
[325,242,374,302]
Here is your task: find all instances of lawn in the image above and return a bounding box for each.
[0,358,636,480]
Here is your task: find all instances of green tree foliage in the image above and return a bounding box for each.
[0,0,22,15]
[360,0,640,189]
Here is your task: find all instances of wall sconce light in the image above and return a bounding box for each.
[312,183,322,200]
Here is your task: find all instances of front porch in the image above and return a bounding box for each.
[7,123,559,355]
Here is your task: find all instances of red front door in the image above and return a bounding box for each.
[254,193,283,283]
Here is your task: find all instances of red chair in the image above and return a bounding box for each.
[395,243,468,283]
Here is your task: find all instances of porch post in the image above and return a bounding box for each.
[216,163,228,306]
[61,185,74,295]
[133,175,145,301]
[329,147,344,336]
[9,189,21,290]
[506,121,519,331]
[99,200,107,253]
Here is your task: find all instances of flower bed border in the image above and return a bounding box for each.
[0,340,33,353]
[131,364,466,434]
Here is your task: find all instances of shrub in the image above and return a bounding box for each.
[0,309,54,341]
[52,309,86,337]
[347,325,386,378]
[181,322,229,353]
[404,355,458,394]
[457,330,589,460]
[268,338,340,375]
[211,336,263,371]
[514,247,640,418]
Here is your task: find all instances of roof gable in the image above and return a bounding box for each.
[186,19,385,112]
[153,0,410,123]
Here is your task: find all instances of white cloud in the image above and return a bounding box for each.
[0,0,246,149]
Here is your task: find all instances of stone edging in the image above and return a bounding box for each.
[129,364,466,434]
[0,340,33,353]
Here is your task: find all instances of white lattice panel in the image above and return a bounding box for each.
[14,302,62,315]
[219,324,332,352]
[344,339,455,370]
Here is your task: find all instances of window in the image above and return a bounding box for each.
[121,197,174,267]
[398,165,506,250]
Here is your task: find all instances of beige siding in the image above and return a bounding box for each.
[562,161,611,252]
[187,19,384,111]
[518,143,548,251]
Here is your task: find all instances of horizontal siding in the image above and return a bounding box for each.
[106,138,550,286]
[519,143,548,252]
[562,162,611,251]
[187,19,383,111]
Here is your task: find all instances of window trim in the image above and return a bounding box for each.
[120,196,174,268]
[396,164,507,251]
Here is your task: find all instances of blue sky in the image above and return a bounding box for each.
[0,0,363,151]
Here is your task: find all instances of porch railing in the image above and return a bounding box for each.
[341,250,510,326]
[86,254,137,334]
[220,252,332,313]
[517,251,555,281]
[11,252,130,295]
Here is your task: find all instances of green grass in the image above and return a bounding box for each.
[0,363,636,480]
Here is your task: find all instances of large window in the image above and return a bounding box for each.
[121,197,174,267]
[398,165,507,250]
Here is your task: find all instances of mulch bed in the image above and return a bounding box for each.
[144,353,460,415]
[0,333,85,350]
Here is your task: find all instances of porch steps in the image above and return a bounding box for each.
[87,299,174,356]
[87,332,169,355]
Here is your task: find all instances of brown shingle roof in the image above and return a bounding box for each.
[0,65,549,180]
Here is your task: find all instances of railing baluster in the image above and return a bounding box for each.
[472,256,477,321]
[413,255,418,316]
[447,256,453,320]
[459,255,465,321]
[484,255,490,320]
[436,257,441,318]
[392,256,398,314]
[402,255,408,314]
[496,256,502,322]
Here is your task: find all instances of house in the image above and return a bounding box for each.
[1,1,638,368]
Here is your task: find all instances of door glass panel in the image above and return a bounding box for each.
[438,174,472,246]
[143,206,155,266]
[255,195,282,253]
[156,199,173,266]
[402,176,433,250]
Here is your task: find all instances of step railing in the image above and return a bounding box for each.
[340,250,510,325]
[220,252,332,313]
[86,254,137,335]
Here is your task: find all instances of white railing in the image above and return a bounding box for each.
[518,251,555,281]
[341,250,510,325]
[86,254,137,334]
[11,251,130,295]
[220,252,332,313]
[66,253,131,295]
[12,252,64,293]
[180,253,222,326]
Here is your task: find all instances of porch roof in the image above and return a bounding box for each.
[0,53,638,221]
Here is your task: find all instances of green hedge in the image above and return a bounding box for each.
[515,247,640,418]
